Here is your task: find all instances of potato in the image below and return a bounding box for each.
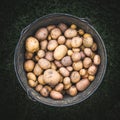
[48,35,52,41]
[63,77,71,85]
[68,86,77,96]
[64,28,77,38]
[83,33,92,38]
[70,71,80,83]
[54,45,68,60]
[72,52,81,62]
[83,37,93,47]
[93,55,101,65]
[25,37,39,53]
[71,37,82,48]
[65,39,72,48]
[24,60,35,72]
[84,48,92,57]
[64,83,72,90]
[58,23,67,33]
[47,40,58,51]
[51,62,57,70]
[70,24,77,29]
[82,73,89,79]
[91,42,97,51]
[35,28,48,40]
[73,61,83,71]
[54,60,63,68]
[44,85,52,92]
[40,40,48,50]
[45,52,54,61]
[59,74,64,83]
[33,64,43,76]
[55,83,64,92]
[25,52,33,59]
[67,50,73,56]
[72,48,80,52]
[90,52,95,59]
[38,75,46,85]
[47,25,56,32]
[80,51,85,59]
[61,56,72,66]
[50,28,62,39]
[27,72,36,81]
[83,57,92,68]
[79,69,87,76]
[58,36,66,44]
[40,87,49,97]
[43,69,61,86]
[38,58,51,69]
[37,50,45,58]
[88,65,97,75]
[59,67,70,77]
[28,80,38,87]
[76,79,90,91]
[78,29,84,35]
[35,84,43,92]
[88,75,95,81]
[50,90,63,100]
[66,66,73,72]
[34,55,40,62]
[80,45,85,51]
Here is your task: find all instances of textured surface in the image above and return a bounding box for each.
[0,0,120,120]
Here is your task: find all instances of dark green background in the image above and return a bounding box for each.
[0,0,120,120]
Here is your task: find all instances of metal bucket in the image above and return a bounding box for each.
[14,13,107,107]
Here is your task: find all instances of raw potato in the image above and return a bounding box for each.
[64,28,77,38]
[65,39,72,48]
[91,42,97,51]
[66,66,73,72]
[35,84,43,92]
[67,50,73,56]
[72,48,80,52]
[71,37,82,48]
[68,86,77,96]
[61,56,72,66]
[76,79,90,91]
[24,60,35,72]
[54,60,63,68]
[83,33,92,38]
[28,80,38,87]
[51,62,57,70]
[27,72,36,81]
[34,55,40,62]
[59,67,70,77]
[37,50,45,58]
[83,57,92,68]
[54,45,68,60]
[83,37,93,47]
[63,77,71,85]
[88,65,97,75]
[64,83,72,90]
[33,64,43,76]
[38,58,51,69]
[35,28,48,40]
[82,73,89,79]
[72,52,81,62]
[58,23,67,33]
[25,52,33,59]
[40,40,48,50]
[45,52,54,61]
[47,25,56,32]
[79,69,87,76]
[44,85,52,92]
[94,55,101,65]
[50,90,63,100]
[47,40,58,51]
[70,71,80,83]
[80,51,86,59]
[40,87,49,97]
[78,29,84,35]
[25,37,39,53]
[73,61,83,71]
[50,28,62,39]
[55,83,64,92]
[58,36,66,44]
[38,75,46,85]
[43,69,61,86]
[88,75,95,81]
[48,35,52,40]
[70,24,77,29]
[84,48,92,57]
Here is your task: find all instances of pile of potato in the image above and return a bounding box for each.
[24,23,101,100]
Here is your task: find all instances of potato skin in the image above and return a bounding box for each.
[71,37,82,48]
[68,86,77,96]
[84,48,92,57]
[47,25,56,32]
[88,65,97,75]
[38,58,51,69]
[47,40,58,51]
[72,52,81,62]
[83,57,92,68]
[50,90,63,100]
[45,52,54,61]
[91,42,97,51]
[76,79,90,91]
[25,52,33,59]
[33,64,43,76]
[65,39,72,49]
[83,37,93,47]
[80,51,86,59]
[63,77,71,85]
[58,36,66,44]
[38,75,46,85]
[40,40,48,50]
[40,87,49,97]
[27,72,36,81]
[28,80,38,87]
[70,71,80,83]
[66,66,73,72]
[59,67,70,77]
[72,61,83,71]
[54,45,68,60]
[43,69,61,86]
[61,56,72,66]
[35,84,43,92]
[79,69,87,76]
[35,28,48,40]
[55,83,64,92]
[50,28,62,39]
[25,37,39,53]
[54,60,63,68]
[24,60,35,72]
[37,50,45,58]
[94,55,101,65]
[58,23,67,33]
[64,28,77,38]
